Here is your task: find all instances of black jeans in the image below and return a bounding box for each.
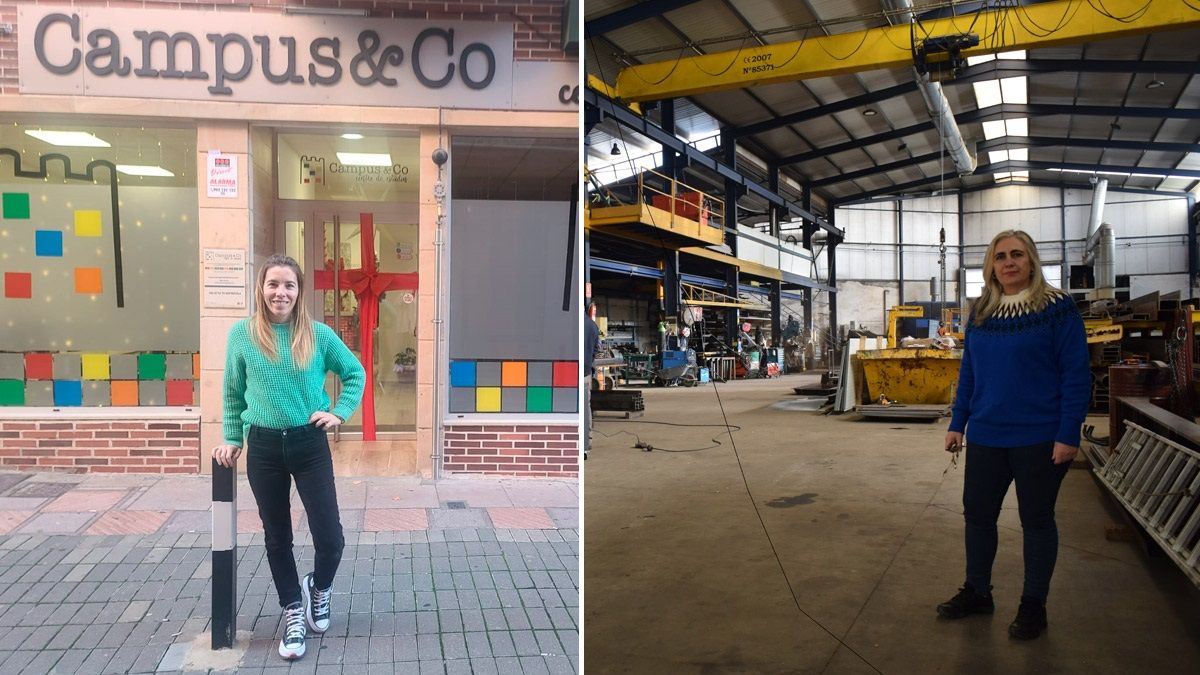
[963,440,1070,602]
[246,423,344,608]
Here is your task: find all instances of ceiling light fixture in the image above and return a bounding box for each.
[336,152,393,166]
[1146,78,1165,90]
[116,165,175,177]
[610,143,621,156]
[863,109,878,117]
[24,130,111,147]
[341,133,364,140]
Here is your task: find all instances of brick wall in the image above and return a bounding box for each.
[0,0,571,93]
[0,419,201,474]
[443,423,578,477]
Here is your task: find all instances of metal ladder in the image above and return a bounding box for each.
[1086,421,1200,586]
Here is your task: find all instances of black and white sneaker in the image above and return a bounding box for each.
[278,601,306,660]
[302,573,332,633]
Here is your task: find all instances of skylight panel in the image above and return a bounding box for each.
[1000,76,1027,104]
[972,80,1002,108]
[1006,117,1028,137]
[966,54,995,66]
[982,120,1006,140]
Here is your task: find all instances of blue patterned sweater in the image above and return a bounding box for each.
[949,287,1091,447]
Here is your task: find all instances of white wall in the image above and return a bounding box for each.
[825,184,1194,333]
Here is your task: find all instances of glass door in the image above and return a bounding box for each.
[282,206,419,436]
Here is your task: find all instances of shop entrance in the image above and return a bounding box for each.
[279,203,419,438]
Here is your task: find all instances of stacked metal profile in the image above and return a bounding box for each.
[1086,422,1200,586]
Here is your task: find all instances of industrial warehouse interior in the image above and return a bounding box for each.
[583,1,1200,673]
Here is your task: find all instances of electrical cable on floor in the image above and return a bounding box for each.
[707,378,886,674]
[592,419,742,453]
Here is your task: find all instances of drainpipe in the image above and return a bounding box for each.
[432,148,449,479]
[890,0,976,175]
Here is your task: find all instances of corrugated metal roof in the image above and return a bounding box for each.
[586,0,1200,205]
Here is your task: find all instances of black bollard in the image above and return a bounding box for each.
[211,458,237,649]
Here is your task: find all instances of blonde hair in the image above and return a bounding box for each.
[972,229,1058,326]
[250,254,315,366]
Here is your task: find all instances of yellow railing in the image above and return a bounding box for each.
[636,168,724,230]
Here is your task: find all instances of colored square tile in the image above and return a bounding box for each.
[80,353,109,380]
[138,353,166,380]
[553,387,578,413]
[52,353,82,380]
[82,381,110,406]
[110,380,139,406]
[110,354,137,379]
[501,362,527,387]
[74,210,102,237]
[35,230,63,257]
[192,353,201,377]
[476,387,501,412]
[476,361,501,387]
[139,380,165,405]
[552,361,578,387]
[166,354,193,379]
[501,387,526,413]
[24,381,53,406]
[449,361,476,387]
[53,381,83,406]
[166,380,193,406]
[449,387,475,413]
[2,192,30,219]
[25,353,53,380]
[75,267,103,294]
[4,272,32,299]
[0,353,23,379]
[527,387,553,413]
[0,380,23,406]
[527,362,553,386]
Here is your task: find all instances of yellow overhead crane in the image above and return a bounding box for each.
[607,0,1200,102]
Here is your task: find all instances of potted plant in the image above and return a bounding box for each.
[393,348,417,381]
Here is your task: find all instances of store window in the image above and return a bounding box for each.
[447,135,578,415]
[277,131,420,433]
[0,121,199,407]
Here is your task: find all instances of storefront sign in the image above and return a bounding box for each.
[512,61,580,111]
[18,7,522,109]
[206,152,238,198]
[202,248,246,309]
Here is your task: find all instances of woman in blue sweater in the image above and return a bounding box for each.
[212,254,365,660]
[939,230,1090,640]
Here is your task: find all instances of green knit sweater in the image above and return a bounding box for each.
[222,319,365,446]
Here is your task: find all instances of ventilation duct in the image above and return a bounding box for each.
[1082,178,1115,298]
[888,0,977,176]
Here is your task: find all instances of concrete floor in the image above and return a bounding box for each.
[584,374,1200,674]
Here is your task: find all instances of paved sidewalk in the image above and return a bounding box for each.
[0,471,579,674]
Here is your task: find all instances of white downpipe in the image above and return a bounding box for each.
[1083,177,1109,264]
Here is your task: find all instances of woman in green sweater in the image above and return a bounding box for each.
[212,254,365,661]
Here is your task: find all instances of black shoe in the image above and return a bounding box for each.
[278,601,306,660]
[936,584,995,619]
[1008,596,1047,640]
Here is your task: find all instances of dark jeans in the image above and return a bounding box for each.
[246,423,344,608]
[963,440,1070,602]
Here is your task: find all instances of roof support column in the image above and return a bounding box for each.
[660,98,682,181]
[897,201,905,304]
[662,250,680,318]
[828,210,840,369]
[768,166,782,347]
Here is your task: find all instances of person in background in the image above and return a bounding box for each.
[212,254,365,660]
[584,301,601,459]
[939,229,1090,640]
